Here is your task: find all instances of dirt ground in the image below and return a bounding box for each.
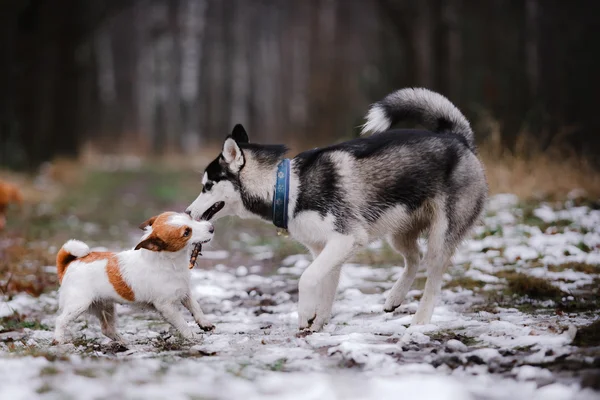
[1,164,599,400]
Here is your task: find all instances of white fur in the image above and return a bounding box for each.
[168,214,195,227]
[188,180,247,221]
[361,88,474,144]
[62,239,90,258]
[360,105,391,135]
[54,214,215,344]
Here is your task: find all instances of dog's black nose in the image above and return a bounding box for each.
[185,209,192,216]
[208,224,214,234]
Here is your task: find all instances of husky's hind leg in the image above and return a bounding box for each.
[384,231,421,312]
[412,209,453,325]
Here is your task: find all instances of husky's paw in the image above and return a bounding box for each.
[298,311,329,332]
[383,297,402,313]
[297,291,331,332]
[298,274,319,330]
[197,321,215,332]
[411,310,432,325]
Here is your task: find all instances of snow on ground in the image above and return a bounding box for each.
[1,195,599,400]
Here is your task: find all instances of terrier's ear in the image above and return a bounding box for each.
[231,124,249,143]
[139,216,158,230]
[222,138,245,172]
[134,236,167,252]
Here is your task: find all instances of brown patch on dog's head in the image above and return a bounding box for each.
[135,212,193,252]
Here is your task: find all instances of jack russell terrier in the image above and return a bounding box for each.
[54,211,215,344]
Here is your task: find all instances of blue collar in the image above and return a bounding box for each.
[272,158,291,230]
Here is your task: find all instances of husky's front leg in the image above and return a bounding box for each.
[298,236,355,331]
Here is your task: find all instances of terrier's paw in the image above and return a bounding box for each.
[179,329,197,341]
[52,336,67,345]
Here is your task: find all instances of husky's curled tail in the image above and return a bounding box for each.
[361,88,474,148]
[56,239,90,282]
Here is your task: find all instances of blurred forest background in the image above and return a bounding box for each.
[1,0,599,172]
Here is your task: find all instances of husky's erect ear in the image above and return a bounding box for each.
[231,124,249,143]
[222,137,245,172]
[135,236,167,251]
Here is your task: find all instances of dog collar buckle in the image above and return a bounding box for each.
[276,227,289,237]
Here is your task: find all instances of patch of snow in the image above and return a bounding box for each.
[1,195,599,400]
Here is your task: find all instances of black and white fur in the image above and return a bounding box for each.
[187,88,487,331]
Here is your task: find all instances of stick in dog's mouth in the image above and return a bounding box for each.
[200,201,225,221]
[189,202,224,269]
[189,243,203,269]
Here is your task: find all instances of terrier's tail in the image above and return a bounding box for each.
[56,240,90,282]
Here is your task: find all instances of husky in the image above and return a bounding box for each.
[187,88,487,331]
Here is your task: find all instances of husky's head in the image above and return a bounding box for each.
[186,124,287,222]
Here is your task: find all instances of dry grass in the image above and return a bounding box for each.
[478,116,600,199]
[548,262,599,274]
[0,239,57,299]
[72,128,600,201]
[482,152,600,199]
[444,276,486,291]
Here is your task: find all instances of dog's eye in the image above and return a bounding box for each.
[203,181,214,193]
[183,227,191,237]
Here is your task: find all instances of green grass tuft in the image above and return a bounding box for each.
[500,272,565,300]
[573,320,600,347]
[267,358,287,371]
[0,314,50,333]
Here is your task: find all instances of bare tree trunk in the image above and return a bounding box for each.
[413,0,434,88]
[95,26,117,145]
[150,1,171,154]
[442,0,462,102]
[309,0,338,143]
[205,0,227,141]
[525,0,539,101]
[230,0,250,129]
[252,0,283,141]
[135,1,161,153]
[289,0,311,139]
[180,0,207,152]
[0,4,21,167]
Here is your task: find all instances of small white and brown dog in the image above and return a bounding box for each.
[54,211,215,344]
